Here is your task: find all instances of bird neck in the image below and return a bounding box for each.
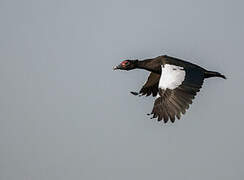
[136,59,161,74]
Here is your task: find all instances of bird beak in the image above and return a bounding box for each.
[113,64,121,70]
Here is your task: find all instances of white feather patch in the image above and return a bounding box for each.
[159,64,186,90]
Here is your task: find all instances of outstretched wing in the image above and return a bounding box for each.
[131,72,160,97]
[150,64,205,123]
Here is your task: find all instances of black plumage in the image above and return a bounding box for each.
[114,55,226,123]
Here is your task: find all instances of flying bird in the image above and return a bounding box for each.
[113,55,226,123]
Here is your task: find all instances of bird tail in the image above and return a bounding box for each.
[204,70,226,79]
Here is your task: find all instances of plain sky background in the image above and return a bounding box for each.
[0,0,243,179]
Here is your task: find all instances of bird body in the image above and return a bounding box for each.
[113,55,226,123]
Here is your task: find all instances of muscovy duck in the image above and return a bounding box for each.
[113,55,226,123]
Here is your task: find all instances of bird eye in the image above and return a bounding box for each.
[122,61,129,66]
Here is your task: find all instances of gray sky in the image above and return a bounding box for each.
[0,0,243,179]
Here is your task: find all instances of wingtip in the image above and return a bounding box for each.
[130,91,139,96]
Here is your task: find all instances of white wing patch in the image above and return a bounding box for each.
[159,64,186,90]
[156,93,160,98]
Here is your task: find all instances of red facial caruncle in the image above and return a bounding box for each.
[121,60,129,67]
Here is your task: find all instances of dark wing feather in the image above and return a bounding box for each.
[131,72,160,97]
[150,67,205,123]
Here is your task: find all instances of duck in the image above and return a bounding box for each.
[113,55,226,123]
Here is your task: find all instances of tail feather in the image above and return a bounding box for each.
[204,71,226,79]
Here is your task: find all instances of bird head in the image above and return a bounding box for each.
[113,60,138,71]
